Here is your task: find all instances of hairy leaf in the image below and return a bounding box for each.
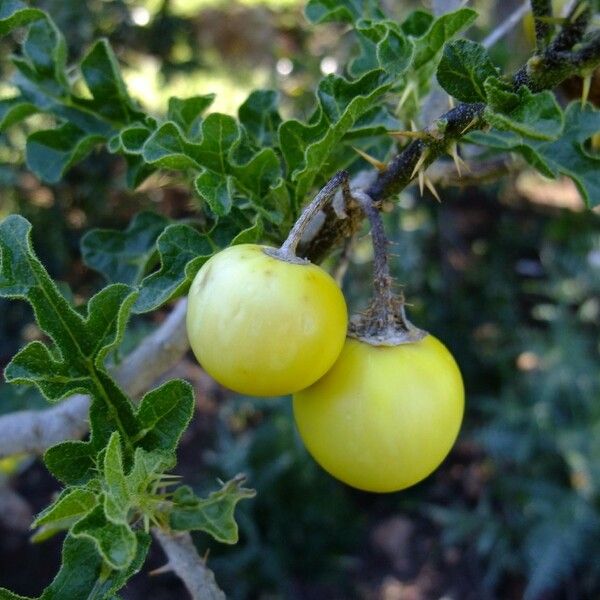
[304,0,383,24]
[468,103,600,206]
[170,477,256,543]
[31,487,98,542]
[81,212,170,286]
[135,380,194,454]
[484,84,564,141]
[437,39,498,102]
[26,123,105,183]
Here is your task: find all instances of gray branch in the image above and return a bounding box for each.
[153,529,226,600]
[0,298,189,459]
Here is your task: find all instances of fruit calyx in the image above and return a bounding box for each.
[348,190,427,346]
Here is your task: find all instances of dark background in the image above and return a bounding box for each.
[1,1,599,599]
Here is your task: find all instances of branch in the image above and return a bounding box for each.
[152,529,225,600]
[304,18,600,261]
[0,299,189,458]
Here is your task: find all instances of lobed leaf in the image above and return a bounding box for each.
[81,212,170,286]
[135,380,195,454]
[436,39,498,103]
[170,477,256,543]
[468,103,600,207]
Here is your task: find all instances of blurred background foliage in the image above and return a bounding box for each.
[0,0,599,599]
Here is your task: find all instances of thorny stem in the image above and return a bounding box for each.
[304,6,600,262]
[348,190,426,345]
[274,170,349,262]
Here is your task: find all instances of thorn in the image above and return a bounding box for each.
[461,117,479,135]
[150,563,173,576]
[447,142,470,176]
[202,548,211,564]
[410,150,429,180]
[424,177,442,203]
[418,168,424,196]
[581,74,592,107]
[388,130,428,141]
[397,81,415,111]
[448,95,455,109]
[352,146,387,171]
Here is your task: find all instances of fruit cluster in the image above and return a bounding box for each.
[187,173,464,493]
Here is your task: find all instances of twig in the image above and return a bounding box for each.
[152,529,225,600]
[0,299,189,458]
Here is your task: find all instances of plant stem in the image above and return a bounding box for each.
[276,171,348,260]
[348,191,425,345]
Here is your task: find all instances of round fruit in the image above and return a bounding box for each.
[293,335,464,492]
[186,243,348,396]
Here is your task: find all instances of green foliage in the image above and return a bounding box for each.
[468,102,600,206]
[437,39,499,102]
[1,0,600,598]
[170,478,256,543]
[0,214,253,597]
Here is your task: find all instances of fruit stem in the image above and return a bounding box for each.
[277,171,349,260]
[349,192,426,345]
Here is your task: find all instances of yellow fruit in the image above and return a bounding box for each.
[187,244,348,396]
[293,335,464,492]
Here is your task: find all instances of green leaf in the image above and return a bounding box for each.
[280,69,391,203]
[194,170,235,216]
[401,10,434,37]
[79,39,141,124]
[0,97,38,131]
[167,94,215,138]
[0,0,44,37]
[485,86,564,141]
[26,123,105,183]
[238,90,282,147]
[0,215,141,483]
[411,8,477,70]
[170,477,256,543]
[44,441,98,486]
[22,17,67,86]
[141,121,201,170]
[35,533,149,599]
[468,103,600,207]
[352,20,414,79]
[125,447,174,497]
[72,505,138,571]
[103,433,130,524]
[134,223,214,313]
[437,39,498,102]
[109,125,153,155]
[0,590,31,600]
[31,487,98,542]
[135,380,195,454]
[304,0,383,24]
[81,212,170,286]
[376,26,413,79]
